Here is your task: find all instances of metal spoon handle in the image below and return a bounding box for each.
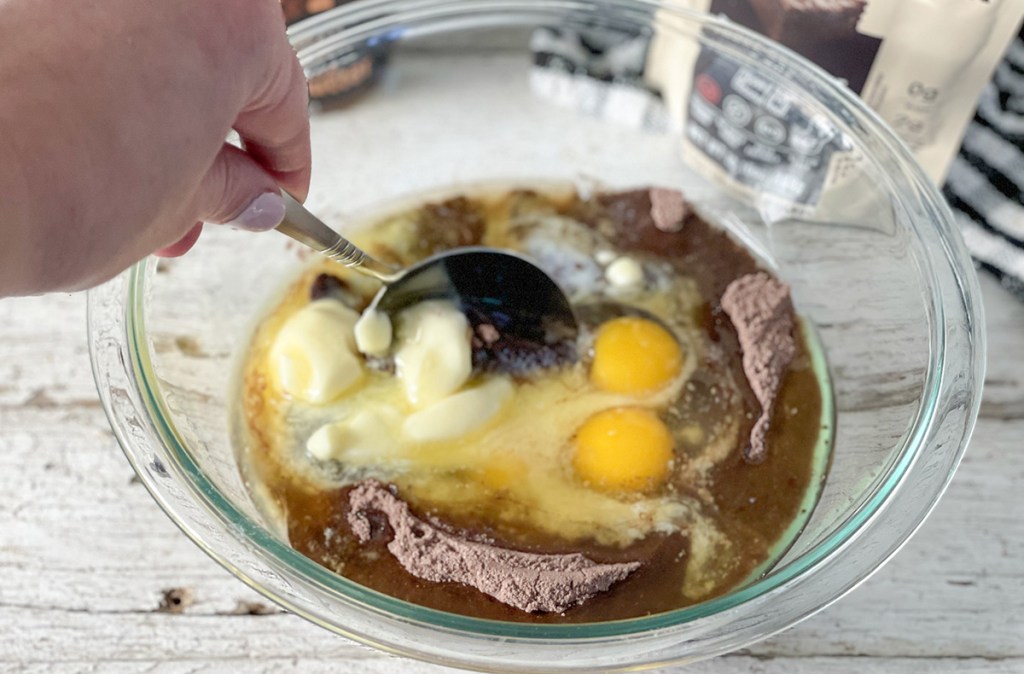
[276,191,400,283]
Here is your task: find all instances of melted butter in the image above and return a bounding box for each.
[306,406,402,462]
[259,314,701,546]
[353,307,392,357]
[402,376,514,443]
[269,299,364,404]
[246,193,713,547]
[393,301,472,408]
[395,366,695,547]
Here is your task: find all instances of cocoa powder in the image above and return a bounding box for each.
[347,480,641,613]
[720,272,796,463]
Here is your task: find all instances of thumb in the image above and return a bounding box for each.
[196,143,287,231]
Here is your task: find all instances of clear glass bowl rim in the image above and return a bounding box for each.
[87,0,986,669]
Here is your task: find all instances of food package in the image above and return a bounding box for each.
[532,1,1022,217]
[644,0,1024,210]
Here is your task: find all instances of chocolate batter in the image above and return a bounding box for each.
[238,186,829,623]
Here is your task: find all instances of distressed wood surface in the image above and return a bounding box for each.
[0,271,1021,673]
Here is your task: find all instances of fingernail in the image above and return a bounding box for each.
[228,192,286,232]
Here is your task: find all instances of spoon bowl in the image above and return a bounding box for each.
[372,247,579,372]
[276,192,579,369]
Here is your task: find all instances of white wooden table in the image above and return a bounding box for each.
[1,272,1021,673]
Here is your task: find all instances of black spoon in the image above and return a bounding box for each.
[277,193,578,370]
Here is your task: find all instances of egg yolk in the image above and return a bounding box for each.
[573,408,674,493]
[590,317,682,394]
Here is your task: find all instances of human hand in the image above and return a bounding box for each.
[0,0,310,295]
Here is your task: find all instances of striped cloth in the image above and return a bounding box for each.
[943,28,1024,300]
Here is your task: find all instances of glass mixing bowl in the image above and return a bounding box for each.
[87,1,985,671]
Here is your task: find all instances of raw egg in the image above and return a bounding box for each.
[573,407,674,493]
[590,317,682,394]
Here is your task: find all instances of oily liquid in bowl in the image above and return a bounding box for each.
[233,184,834,624]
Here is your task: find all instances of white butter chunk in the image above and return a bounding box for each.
[306,407,400,463]
[269,299,364,404]
[605,256,644,288]
[403,377,514,443]
[394,301,472,407]
[354,306,393,357]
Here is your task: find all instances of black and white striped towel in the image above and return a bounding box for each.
[943,29,1024,300]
